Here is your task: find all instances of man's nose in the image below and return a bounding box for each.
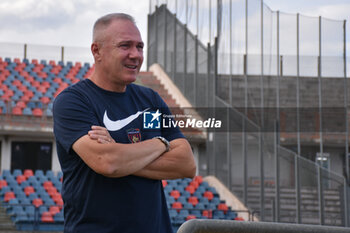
[129,46,142,59]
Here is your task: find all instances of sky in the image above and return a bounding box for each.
[0,0,350,70]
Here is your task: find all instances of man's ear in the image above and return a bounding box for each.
[91,42,101,62]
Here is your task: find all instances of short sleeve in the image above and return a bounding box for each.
[53,90,99,154]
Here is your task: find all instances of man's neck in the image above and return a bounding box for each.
[89,72,127,93]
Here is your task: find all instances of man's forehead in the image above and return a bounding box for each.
[108,20,142,40]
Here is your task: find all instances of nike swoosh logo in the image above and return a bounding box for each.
[103,108,149,131]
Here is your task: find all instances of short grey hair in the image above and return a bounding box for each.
[92,13,136,42]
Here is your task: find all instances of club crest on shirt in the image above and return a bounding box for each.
[127,128,141,143]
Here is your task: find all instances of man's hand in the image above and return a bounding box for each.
[88,125,115,144]
[88,126,196,180]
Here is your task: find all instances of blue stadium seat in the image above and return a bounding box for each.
[210,197,221,205]
[213,210,225,219]
[2,170,12,179]
[23,108,32,115]
[19,198,31,205]
[177,196,187,205]
[168,209,178,219]
[53,211,64,222]
[20,181,30,188]
[14,212,28,223]
[183,202,193,209]
[8,198,19,205]
[195,203,206,210]
[7,205,23,215]
[166,196,175,205]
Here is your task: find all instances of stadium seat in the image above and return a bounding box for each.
[188,196,198,207]
[53,211,64,222]
[41,211,54,223]
[213,210,225,219]
[186,215,196,221]
[202,210,212,219]
[16,175,27,184]
[203,191,214,201]
[49,206,60,216]
[32,198,43,207]
[170,190,181,200]
[32,108,43,117]
[0,180,8,189]
[185,185,195,195]
[11,107,22,115]
[24,186,35,196]
[23,169,34,178]
[217,203,229,214]
[4,191,16,202]
[172,202,183,212]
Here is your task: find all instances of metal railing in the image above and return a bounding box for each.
[177,219,350,233]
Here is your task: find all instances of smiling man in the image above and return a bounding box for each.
[53,13,196,233]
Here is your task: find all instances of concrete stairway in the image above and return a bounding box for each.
[232,185,343,226]
[0,205,16,231]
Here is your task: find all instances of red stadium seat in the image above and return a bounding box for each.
[217,203,229,214]
[170,190,180,200]
[23,169,34,178]
[37,86,47,93]
[194,176,203,184]
[41,212,54,223]
[32,108,43,117]
[234,216,245,221]
[4,192,15,202]
[186,215,196,221]
[203,191,214,201]
[16,101,26,109]
[202,210,212,219]
[12,79,22,87]
[49,206,60,216]
[47,187,58,196]
[12,107,22,115]
[54,198,63,207]
[24,186,35,196]
[185,185,195,195]
[40,96,51,105]
[172,202,183,212]
[32,198,43,207]
[16,175,27,184]
[188,196,198,206]
[189,180,199,189]
[0,180,8,189]
[43,181,53,189]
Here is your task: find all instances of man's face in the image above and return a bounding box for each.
[98,19,144,87]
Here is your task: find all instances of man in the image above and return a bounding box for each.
[53,13,196,233]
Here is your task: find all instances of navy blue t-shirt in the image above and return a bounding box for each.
[53,79,184,233]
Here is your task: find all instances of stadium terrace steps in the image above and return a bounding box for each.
[231,185,342,225]
[0,206,16,231]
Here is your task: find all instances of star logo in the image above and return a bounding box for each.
[143,110,162,129]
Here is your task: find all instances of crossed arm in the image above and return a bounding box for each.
[72,126,196,180]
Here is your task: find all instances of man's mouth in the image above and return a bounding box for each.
[125,64,138,69]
